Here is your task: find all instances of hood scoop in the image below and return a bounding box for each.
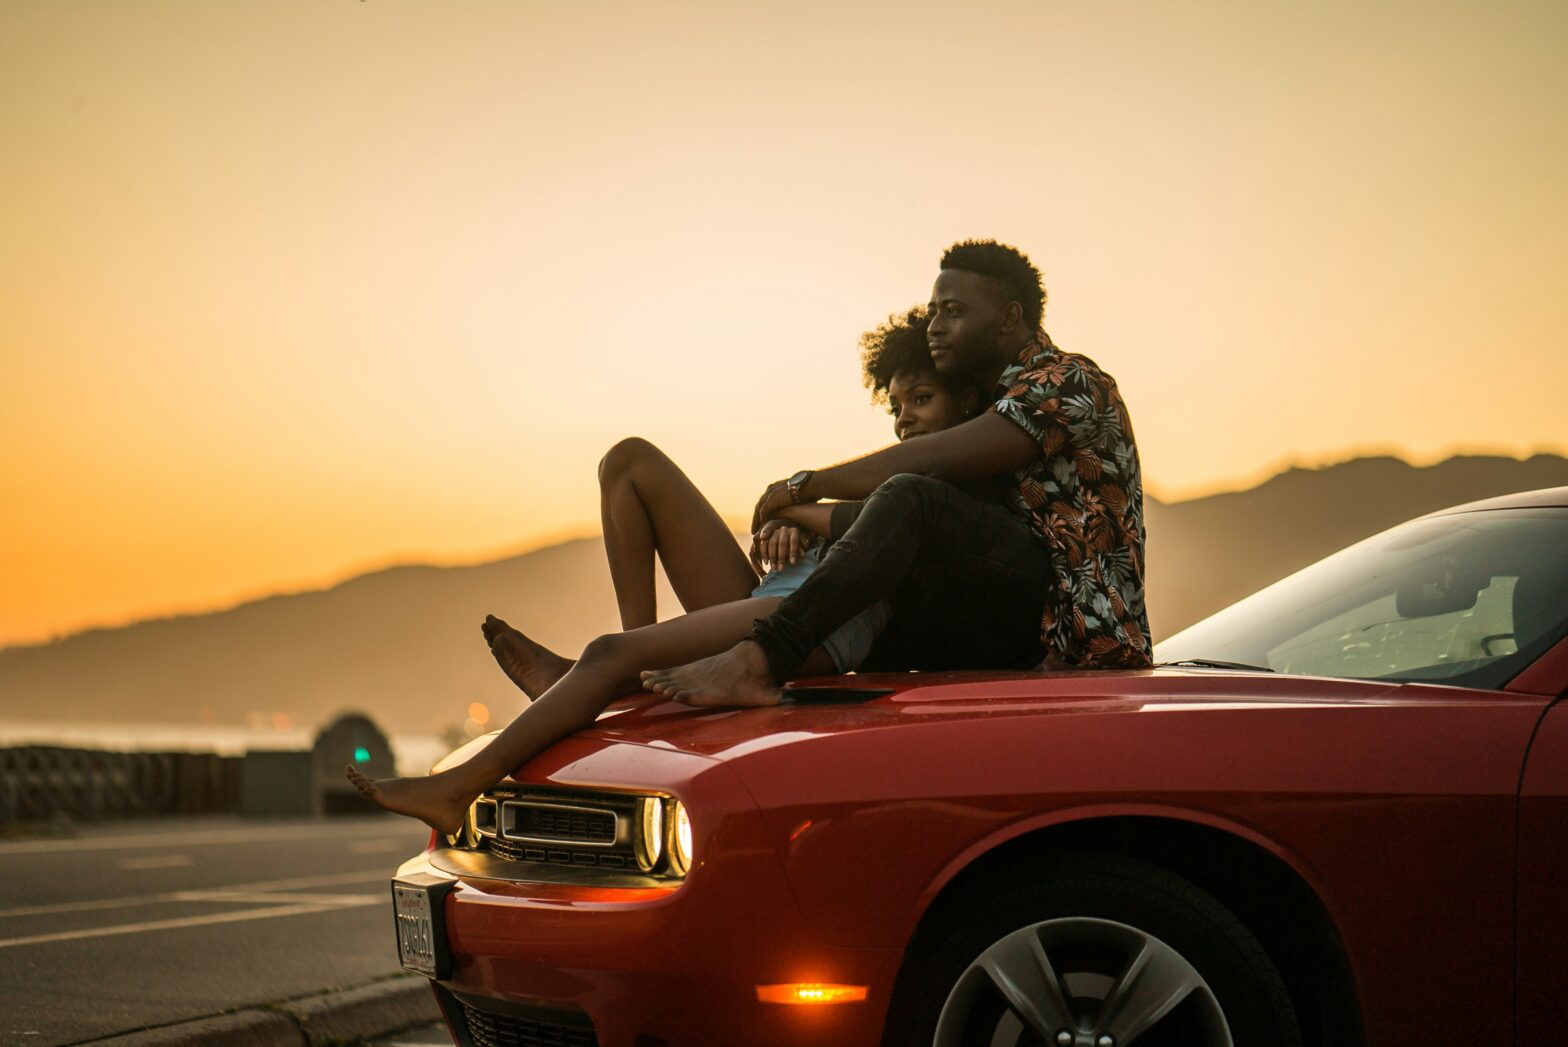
[779,685,897,705]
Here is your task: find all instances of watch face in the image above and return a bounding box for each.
[788,470,811,489]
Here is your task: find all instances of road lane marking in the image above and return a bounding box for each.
[0,821,423,856]
[0,897,384,950]
[116,854,193,870]
[174,891,384,906]
[216,869,408,894]
[0,869,394,919]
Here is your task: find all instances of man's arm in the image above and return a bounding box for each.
[754,412,1038,525]
[803,412,1037,499]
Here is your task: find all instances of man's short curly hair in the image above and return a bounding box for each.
[860,306,939,403]
[939,239,1046,328]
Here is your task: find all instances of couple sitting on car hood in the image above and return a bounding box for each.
[350,238,1151,836]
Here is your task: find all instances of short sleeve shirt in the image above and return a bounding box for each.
[990,331,1152,669]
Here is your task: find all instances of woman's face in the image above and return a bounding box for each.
[888,369,970,440]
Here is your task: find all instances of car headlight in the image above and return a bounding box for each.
[445,800,478,849]
[635,796,665,872]
[668,800,693,876]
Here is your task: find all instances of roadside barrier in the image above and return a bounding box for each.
[0,746,242,822]
[0,713,394,824]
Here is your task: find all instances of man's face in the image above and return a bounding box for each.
[927,269,1007,378]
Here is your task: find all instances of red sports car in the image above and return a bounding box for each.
[391,486,1568,1047]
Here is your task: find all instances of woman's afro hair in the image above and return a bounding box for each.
[940,239,1046,329]
[860,306,938,403]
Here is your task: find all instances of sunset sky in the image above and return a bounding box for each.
[2,0,1565,649]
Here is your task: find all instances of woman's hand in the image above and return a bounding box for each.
[751,519,809,573]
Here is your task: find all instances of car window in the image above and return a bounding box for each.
[1155,509,1568,689]
[1268,576,1521,678]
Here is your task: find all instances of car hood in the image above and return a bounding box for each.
[568,668,1404,761]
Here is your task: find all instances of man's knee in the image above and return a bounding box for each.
[870,472,947,508]
[598,437,663,484]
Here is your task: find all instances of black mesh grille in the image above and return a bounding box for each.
[488,835,629,869]
[460,1001,597,1047]
[516,805,615,842]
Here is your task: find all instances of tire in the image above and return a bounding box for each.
[884,851,1302,1047]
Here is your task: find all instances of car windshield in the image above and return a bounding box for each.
[1154,507,1568,690]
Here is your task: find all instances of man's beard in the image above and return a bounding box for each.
[942,315,1008,387]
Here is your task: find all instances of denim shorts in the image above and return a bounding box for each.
[752,544,891,673]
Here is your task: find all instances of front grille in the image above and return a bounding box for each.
[487,835,629,869]
[459,786,660,878]
[460,1000,598,1047]
[512,803,616,844]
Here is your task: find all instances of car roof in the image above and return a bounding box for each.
[1426,485,1568,516]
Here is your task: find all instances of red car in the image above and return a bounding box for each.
[392,486,1568,1047]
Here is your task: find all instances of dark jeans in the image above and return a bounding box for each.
[748,473,1054,681]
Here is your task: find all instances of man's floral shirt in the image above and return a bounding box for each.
[991,330,1152,669]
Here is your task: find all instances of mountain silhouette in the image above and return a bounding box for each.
[2,453,1564,735]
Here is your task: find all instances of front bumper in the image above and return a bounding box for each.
[396,738,902,1047]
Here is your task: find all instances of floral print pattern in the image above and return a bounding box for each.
[991,330,1152,669]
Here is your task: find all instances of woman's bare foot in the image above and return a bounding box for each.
[345,765,476,836]
[482,615,574,698]
[640,641,781,707]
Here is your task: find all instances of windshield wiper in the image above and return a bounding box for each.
[1157,658,1276,673]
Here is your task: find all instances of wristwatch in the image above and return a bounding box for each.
[785,470,815,503]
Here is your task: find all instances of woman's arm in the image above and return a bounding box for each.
[752,502,850,571]
[775,503,836,537]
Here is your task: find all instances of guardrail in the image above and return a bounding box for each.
[0,713,398,823]
[0,747,242,822]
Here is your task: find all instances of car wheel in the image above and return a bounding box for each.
[891,852,1302,1047]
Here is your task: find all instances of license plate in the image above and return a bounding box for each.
[392,874,454,979]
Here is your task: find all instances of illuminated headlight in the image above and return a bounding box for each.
[635,796,665,872]
[668,800,694,876]
[463,801,481,849]
[446,801,478,849]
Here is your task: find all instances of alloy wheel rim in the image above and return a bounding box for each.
[933,917,1233,1047]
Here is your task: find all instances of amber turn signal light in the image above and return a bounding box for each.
[755,983,869,1005]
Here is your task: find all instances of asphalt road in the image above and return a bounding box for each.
[0,815,431,1046]
[370,1021,452,1046]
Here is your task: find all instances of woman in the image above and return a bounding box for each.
[348,308,979,835]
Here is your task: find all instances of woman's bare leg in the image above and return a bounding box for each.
[349,597,835,834]
[473,438,758,696]
[598,437,759,629]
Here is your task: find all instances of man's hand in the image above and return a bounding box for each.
[751,519,809,573]
[750,479,797,533]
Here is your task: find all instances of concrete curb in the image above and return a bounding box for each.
[278,977,442,1045]
[81,975,441,1046]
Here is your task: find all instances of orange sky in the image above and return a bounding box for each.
[2,0,1565,649]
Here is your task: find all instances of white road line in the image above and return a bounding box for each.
[0,897,384,950]
[216,868,407,894]
[116,854,193,870]
[0,869,393,919]
[0,822,423,856]
[174,891,383,906]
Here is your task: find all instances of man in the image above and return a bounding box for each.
[641,239,1150,705]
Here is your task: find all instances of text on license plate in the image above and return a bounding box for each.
[393,882,439,976]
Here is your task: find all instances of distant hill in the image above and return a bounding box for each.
[0,539,677,738]
[2,454,1565,735]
